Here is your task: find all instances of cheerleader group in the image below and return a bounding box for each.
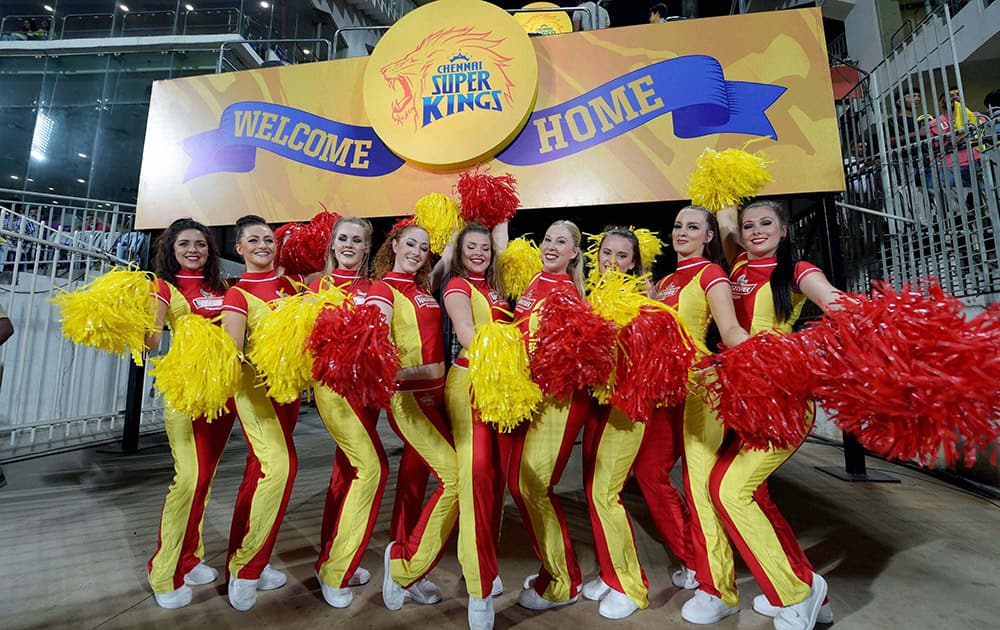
[142,200,839,630]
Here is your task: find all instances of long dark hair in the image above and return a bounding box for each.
[449,222,503,294]
[742,200,796,323]
[598,226,644,276]
[152,218,225,293]
[677,205,724,267]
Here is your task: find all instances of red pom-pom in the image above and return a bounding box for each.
[612,308,696,422]
[456,166,519,228]
[308,302,401,409]
[276,210,341,276]
[389,216,416,236]
[813,281,1000,467]
[528,286,616,399]
[704,329,822,450]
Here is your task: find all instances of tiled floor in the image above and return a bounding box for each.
[1,407,998,629]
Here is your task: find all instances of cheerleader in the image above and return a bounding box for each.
[442,223,510,629]
[221,215,303,612]
[310,217,380,607]
[146,218,235,609]
[510,220,591,610]
[579,227,651,619]
[680,201,839,630]
[642,206,749,623]
[368,222,456,611]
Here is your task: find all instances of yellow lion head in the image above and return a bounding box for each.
[379,26,516,128]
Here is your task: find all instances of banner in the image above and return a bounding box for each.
[136,4,844,229]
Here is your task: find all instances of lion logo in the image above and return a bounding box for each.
[379,26,516,129]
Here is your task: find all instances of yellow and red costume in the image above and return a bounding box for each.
[366,272,457,587]
[443,274,512,599]
[310,269,389,589]
[221,271,302,581]
[699,252,821,607]
[509,271,592,603]
[147,273,234,594]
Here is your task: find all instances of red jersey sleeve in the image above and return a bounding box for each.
[365,280,394,309]
[699,263,730,293]
[793,261,822,292]
[443,277,472,300]
[152,278,172,305]
[221,287,248,316]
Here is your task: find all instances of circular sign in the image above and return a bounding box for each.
[363,0,539,170]
[514,2,573,36]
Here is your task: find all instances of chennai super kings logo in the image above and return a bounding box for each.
[379,27,515,129]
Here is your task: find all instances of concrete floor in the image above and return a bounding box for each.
[1,406,999,630]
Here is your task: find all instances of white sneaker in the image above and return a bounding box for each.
[184,562,218,586]
[599,588,640,620]
[468,595,495,630]
[153,585,192,609]
[319,577,353,608]
[258,564,287,591]
[406,577,443,605]
[582,576,611,601]
[681,589,740,624]
[348,566,371,586]
[522,573,539,590]
[774,574,829,630]
[491,575,504,597]
[754,593,834,624]
[382,542,405,611]
[672,565,699,590]
[228,576,259,612]
[517,587,578,610]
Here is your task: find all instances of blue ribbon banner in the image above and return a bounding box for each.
[496,55,786,166]
[182,102,405,182]
[182,55,784,180]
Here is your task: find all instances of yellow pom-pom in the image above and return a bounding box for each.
[497,237,541,300]
[247,284,347,403]
[585,269,654,328]
[51,267,156,366]
[634,228,664,269]
[468,321,542,432]
[149,314,241,421]
[414,192,463,254]
[688,147,774,212]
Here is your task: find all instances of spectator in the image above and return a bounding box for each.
[649,3,671,23]
[574,0,610,32]
[922,86,988,189]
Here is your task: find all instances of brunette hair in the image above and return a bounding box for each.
[741,200,796,323]
[323,216,373,276]
[449,222,503,294]
[372,223,432,290]
[234,214,271,241]
[676,205,723,266]
[597,226,644,276]
[152,218,225,293]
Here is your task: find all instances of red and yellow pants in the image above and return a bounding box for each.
[386,378,459,587]
[313,385,387,588]
[508,390,591,603]
[148,404,236,593]
[445,366,512,599]
[390,443,430,543]
[686,387,816,607]
[583,405,648,608]
[634,404,694,569]
[227,365,300,580]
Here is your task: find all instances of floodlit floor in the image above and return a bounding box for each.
[1,406,998,629]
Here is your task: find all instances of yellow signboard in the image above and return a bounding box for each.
[514,3,573,36]
[136,3,844,229]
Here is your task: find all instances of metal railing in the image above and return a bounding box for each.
[0,190,163,462]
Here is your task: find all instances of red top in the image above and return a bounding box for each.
[366,271,444,366]
[730,252,820,333]
[221,270,303,315]
[443,273,511,324]
[653,257,728,308]
[310,268,372,304]
[513,271,576,336]
[153,272,225,319]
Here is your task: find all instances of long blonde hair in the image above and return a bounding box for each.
[323,216,373,276]
[548,219,585,296]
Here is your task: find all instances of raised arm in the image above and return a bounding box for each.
[717,205,743,266]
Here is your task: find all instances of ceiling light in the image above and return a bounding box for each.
[43,5,54,12]
[302,48,311,55]
[26,178,34,182]
[76,178,86,183]
[77,152,88,158]
[185,4,194,11]
[120,4,129,12]
[260,1,269,8]
[10,175,20,180]
[48,186,55,191]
